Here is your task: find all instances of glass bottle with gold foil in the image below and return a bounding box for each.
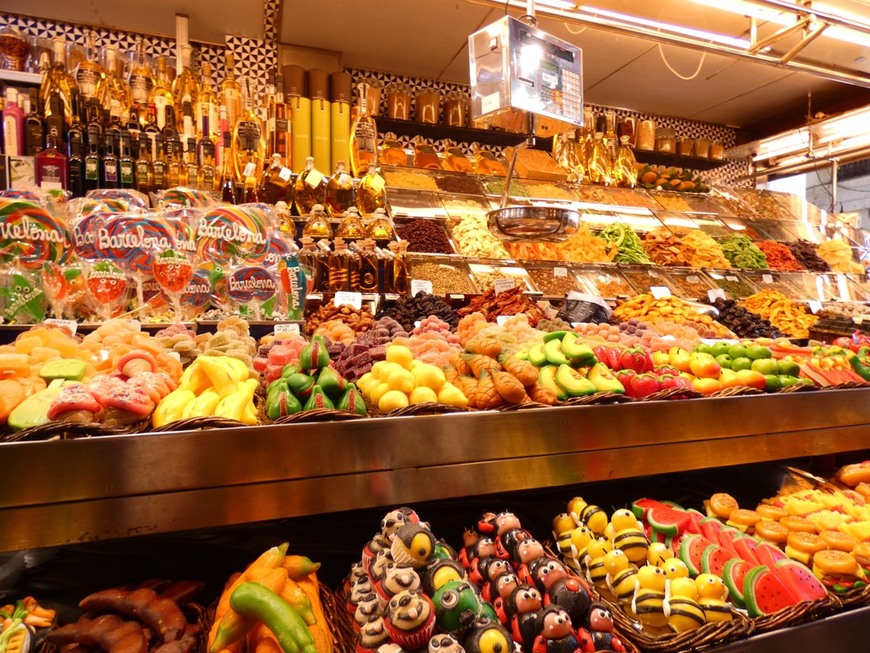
[302,203,332,239]
[97,46,132,117]
[356,165,386,215]
[149,56,175,130]
[40,38,77,125]
[197,116,216,191]
[391,241,409,294]
[613,136,639,188]
[172,44,199,128]
[588,132,612,186]
[365,207,395,241]
[128,39,154,109]
[349,81,378,177]
[232,78,266,192]
[358,239,379,293]
[553,131,583,183]
[347,240,361,290]
[604,109,619,163]
[195,61,218,142]
[184,137,199,188]
[295,156,328,215]
[328,237,352,292]
[220,52,243,133]
[75,30,103,103]
[325,161,355,215]
[336,206,365,239]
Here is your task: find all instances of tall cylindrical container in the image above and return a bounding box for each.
[283,65,311,171]
[330,72,352,173]
[308,69,331,175]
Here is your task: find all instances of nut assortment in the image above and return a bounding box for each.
[305,303,376,335]
[409,260,475,294]
[525,267,581,295]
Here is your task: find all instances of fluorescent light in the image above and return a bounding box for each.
[577,5,750,49]
[691,0,870,48]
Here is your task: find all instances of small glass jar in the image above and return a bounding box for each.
[361,77,383,116]
[694,138,711,158]
[677,136,693,156]
[386,83,411,120]
[618,117,636,147]
[636,120,656,151]
[444,92,468,127]
[655,127,676,153]
[415,89,441,124]
[710,140,725,160]
[0,27,28,71]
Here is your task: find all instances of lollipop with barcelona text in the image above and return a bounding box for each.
[84,260,130,322]
[153,249,196,322]
[227,264,277,320]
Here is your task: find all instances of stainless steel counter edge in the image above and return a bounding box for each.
[1,389,869,551]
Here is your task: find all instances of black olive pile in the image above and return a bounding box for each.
[707,298,784,338]
[377,292,460,331]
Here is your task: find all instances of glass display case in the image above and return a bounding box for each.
[408,255,477,294]
[705,270,759,299]
[574,266,635,299]
[743,270,805,300]
[467,262,535,293]
[386,189,446,219]
[524,263,585,296]
[662,268,718,301]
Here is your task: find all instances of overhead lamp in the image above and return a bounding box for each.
[727,104,870,178]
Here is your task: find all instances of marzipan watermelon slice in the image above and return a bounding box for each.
[722,558,751,608]
[679,534,717,577]
[774,559,827,602]
[685,509,705,534]
[744,566,800,617]
[632,498,660,520]
[754,542,788,569]
[716,527,743,556]
[701,544,736,577]
[733,536,761,566]
[700,517,725,543]
[648,504,692,537]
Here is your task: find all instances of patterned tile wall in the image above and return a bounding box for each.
[346,66,749,186]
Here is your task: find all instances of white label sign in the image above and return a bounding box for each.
[808,300,823,314]
[410,279,433,296]
[707,289,727,302]
[496,315,513,326]
[493,278,515,294]
[650,286,672,299]
[333,291,362,310]
[274,323,301,335]
[553,267,568,278]
[243,162,257,178]
[762,274,774,284]
[44,318,77,335]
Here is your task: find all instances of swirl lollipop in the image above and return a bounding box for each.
[159,186,215,208]
[0,199,70,270]
[180,268,212,320]
[227,264,277,320]
[196,204,270,264]
[85,189,149,212]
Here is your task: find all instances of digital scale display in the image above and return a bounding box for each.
[469,15,584,129]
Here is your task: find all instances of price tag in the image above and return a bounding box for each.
[686,275,700,283]
[369,173,386,193]
[650,286,672,299]
[854,316,864,325]
[496,315,512,326]
[726,276,739,282]
[707,289,726,301]
[762,274,774,284]
[44,318,77,335]
[493,278,515,294]
[650,270,661,278]
[305,168,325,188]
[410,279,433,296]
[449,294,465,300]
[333,291,362,310]
[243,162,257,178]
[808,300,823,314]
[274,323,301,335]
[278,167,292,182]
[553,267,568,278]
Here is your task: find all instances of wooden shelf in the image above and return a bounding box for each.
[632,147,730,171]
[0,70,42,85]
[375,116,526,148]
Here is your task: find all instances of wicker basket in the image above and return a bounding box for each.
[707,386,765,399]
[640,387,703,401]
[776,383,820,394]
[152,416,250,432]
[273,409,367,424]
[562,392,634,406]
[2,418,150,442]
[319,584,356,653]
[383,402,469,417]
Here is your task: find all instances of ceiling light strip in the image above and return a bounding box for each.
[743,0,870,37]
[465,0,870,89]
